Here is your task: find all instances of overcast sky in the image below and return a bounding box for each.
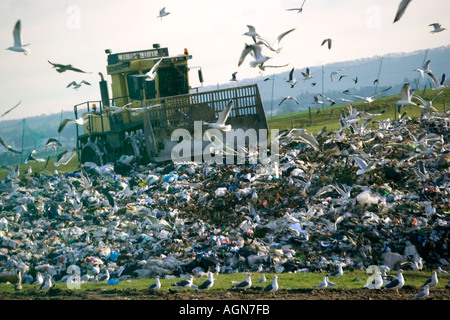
[0,0,449,120]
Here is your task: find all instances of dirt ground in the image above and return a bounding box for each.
[1,285,449,300]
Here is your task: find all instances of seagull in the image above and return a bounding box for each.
[6,20,30,55]
[1,100,21,118]
[286,0,307,13]
[257,273,267,284]
[412,90,443,108]
[315,277,328,289]
[364,271,383,289]
[172,275,195,289]
[393,0,412,23]
[321,38,332,50]
[238,43,271,68]
[203,98,233,132]
[148,276,161,291]
[67,80,91,90]
[328,264,344,277]
[58,113,97,134]
[230,72,238,81]
[196,271,215,291]
[133,58,163,81]
[257,63,289,73]
[0,137,21,154]
[421,271,438,288]
[345,86,392,103]
[231,273,252,290]
[287,68,297,88]
[39,275,52,291]
[14,271,22,291]
[301,67,313,80]
[396,82,417,113]
[351,155,377,175]
[427,72,446,90]
[438,267,448,275]
[382,269,404,293]
[48,61,91,73]
[54,148,78,167]
[256,28,296,53]
[414,60,431,79]
[25,149,46,163]
[34,272,44,285]
[262,275,278,293]
[312,94,323,105]
[157,7,170,20]
[286,129,320,150]
[243,25,260,42]
[279,96,300,106]
[413,285,430,299]
[429,23,446,33]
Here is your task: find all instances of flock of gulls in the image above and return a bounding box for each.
[0,1,449,300]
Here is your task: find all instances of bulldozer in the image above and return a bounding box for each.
[74,44,269,165]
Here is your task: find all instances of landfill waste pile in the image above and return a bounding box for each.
[0,109,448,286]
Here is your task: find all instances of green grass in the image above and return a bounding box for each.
[1,270,448,293]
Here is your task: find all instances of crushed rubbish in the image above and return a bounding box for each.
[0,112,448,284]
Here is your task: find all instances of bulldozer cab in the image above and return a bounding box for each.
[74,44,269,165]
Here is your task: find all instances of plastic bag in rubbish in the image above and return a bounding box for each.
[107,278,119,285]
[356,190,380,205]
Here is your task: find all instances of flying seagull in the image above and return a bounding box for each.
[345,86,392,103]
[256,28,296,53]
[48,61,91,73]
[6,20,30,55]
[203,99,233,131]
[0,100,21,118]
[412,91,443,109]
[286,0,307,13]
[230,72,238,81]
[157,7,170,20]
[351,155,377,175]
[414,60,431,79]
[258,63,289,73]
[0,137,21,154]
[429,23,446,33]
[45,138,62,150]
[301,67,313,80]
[25,149,46,164]
[238,43,270,68]
[54,148,78,167]
[396,82,417,113]
[321,38,332,50]
[393,0,412,23]
[67,80,91,90]
[58,113,97,134]
[243,25,260,42]
[427,72,446,89]
[279,96,300,106]
[287,67,298,88]
[312,94,323,105]
[132,58,163,81]
[231,273,252,290]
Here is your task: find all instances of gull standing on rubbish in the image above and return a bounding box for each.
[262,275,278,293]
[257,273,266,284]
[6,20,30,55]
[413,285,430,299]
[382,269,404,294]
[438,267,448,275]
[231,273,252,290]
[393,0,412,23]
[429,23,446,33]
[203,99,233,132]
[157,7,170,20]
[421,271,438,288]
[148,276,161,291]
[196,271,215,291]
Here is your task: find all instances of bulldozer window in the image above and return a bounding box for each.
[127,72,157,100]
[157,65,189,98]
